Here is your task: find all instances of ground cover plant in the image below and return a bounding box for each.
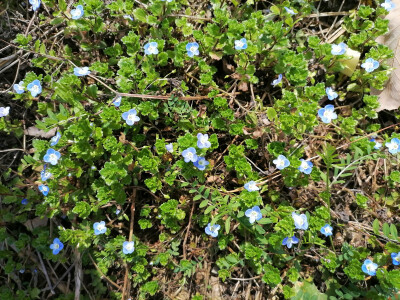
[1,0,400,299]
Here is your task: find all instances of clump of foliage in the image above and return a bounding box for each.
[1,0,400,299]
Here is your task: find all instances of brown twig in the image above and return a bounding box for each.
[88,254,121,290]
[36,250,55,295]
[183,200,195,260]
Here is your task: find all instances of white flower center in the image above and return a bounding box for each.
[396,256,400,262]
[236,41,243,48]
[365,62,373,69]
[53,243,59,249]
[43,187,48,192]
[325,227,332,234]
[149,46,156,53]
[198,160,205,166]
[190,46,197,53]
[50,154,57,161]
[200,136,208,144]
[250,211,258,218]
[125,243,134,251]
[249,183,257,190]
[78,69,86,75]
[323,110,334,119]
[300,161,309,169]
[276,159,285,167]
[210,226,216,232]
[186,152,193,159]
[366,264,373,271]
[97,223,105,231]
[31,85,39,93]
[128,114,136,121]
[390,143,399,150]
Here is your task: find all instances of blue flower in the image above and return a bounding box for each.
[273,155,290,170]
[284,7,296,15]
[205,223,220,237]
[122,109,140,126]
[193,157,209,171]
[292,212,308,230]
[13,81,25,94]
[50,238,64,255]
[271,74,283,86]
[318,104,337,123]
[21,198,28,205]
[234,38,247,50]
[391,252,400,265]
[41,168,52,181]
[361,58,379,73]
[50,132,61,146]
[362,259,378,276]
[298,159,313,175]
[245,206,262,224]
[331,42,347,55]
[161,0,173,2]
[116,209,121,215]
[74,67,91,76]
[326,87,338,100]
[244,181,259,192]
[27,80,42,97]
[282,236,299,249]
[19,269,25,273]
[182,147,198,163]
[197,133,211,149]
[38,184,49,196]
[123,15,134,21]
[43,148,61,165]
[0,107,10,117]
[123,241,135,254]
[386,138,400,154]
[369,138,382,150]
[144,42,159,55]
[70,5,84,19]
[320,224,333,237]
[112,96,122,107]
[186,42,200,57]
[381,0,395,11]
[29,0,41,11]
[93,221,107,235]
[166,143,173,153]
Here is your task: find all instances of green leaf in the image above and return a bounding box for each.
[372,219,380,235]
[390,224,398,240]
[383,223,390,238]
[262,265,281,286]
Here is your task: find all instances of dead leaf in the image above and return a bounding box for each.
[24,216,48,231]
[237,81,248,92]
[374,0,400,111]
[24,126,57,138]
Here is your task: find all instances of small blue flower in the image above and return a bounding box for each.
[43,148,61,165]
[38,184,49,196]
[116,209,121,215]
[273,155,290,170]
[29,0,41,11]
[197,133,211,149]
[0,107,10,117]
[13,81,25,94]
[74,67,91,76]
[282,236,299,249]
[292,212,308,230]
[41,168,52,181]
[298,159,313,175]
[245,206,262,224]
[391,252,400,265]
[234,38,247,50]
[326,87,338,100]
[186,42,200,57]
[284,7,296,15]
[318,104,337,123]
[122,109,140,126]
[50,132,61,146]
[161,0,173,2]
[244,181,259,192]
[362,259,378,276]
[144,42,159,55]
[50,238,64,255]
[381,0,395,11]
[122,241,135,254]
[123,15,134,21]
[27,80,42,97]
[182,147,198,163]
[331,42,347,55]
[70,5,84,19]
[369,138,382,150]
[21,198,28,205]
[166,143,173,153]
[271,74,283,86]
[93,221,107,235]
[112,96,122,107]
[205,223,220,237]
[193,157,209,171]
[361,58,380,73]
[320,224,333,237]
[386,138,400,154]
[19,269,25,273]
